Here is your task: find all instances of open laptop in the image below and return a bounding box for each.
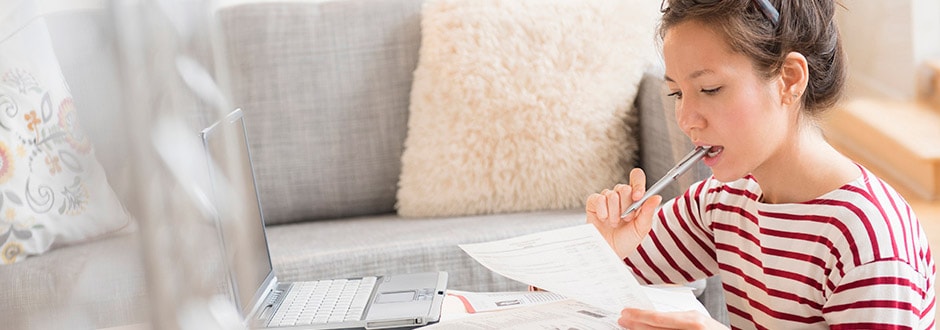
[200,109,448,329]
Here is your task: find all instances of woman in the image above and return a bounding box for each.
[588,0,936,328]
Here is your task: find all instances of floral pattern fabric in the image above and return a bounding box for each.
[0,18,130,264]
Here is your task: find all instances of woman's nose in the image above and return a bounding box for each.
[675,100,705,135]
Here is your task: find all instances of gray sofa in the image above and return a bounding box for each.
[0,1,725,329]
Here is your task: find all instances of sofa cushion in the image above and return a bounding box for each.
[266,209,585,292]
[218,0,424,225]
[0,5,131,264]
[396,0,660,217]
[0,233,148,329]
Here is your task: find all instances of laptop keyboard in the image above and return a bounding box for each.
[270,277,378,327]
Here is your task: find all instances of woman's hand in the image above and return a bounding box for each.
[619,309,729,330]
[586,168,662,259]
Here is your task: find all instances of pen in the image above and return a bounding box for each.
[620,146,711,219]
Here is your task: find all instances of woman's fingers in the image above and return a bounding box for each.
[586,193,606,221]
[587,179,642,227]
[585,181,656,258]
[614,184,633,220]
[630,168,647,201]
[620,308,720,330]
[585,193,607,221]
[604,189,621,227]
[632,194,662,238]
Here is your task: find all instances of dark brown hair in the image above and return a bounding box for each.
[659,0,846,116]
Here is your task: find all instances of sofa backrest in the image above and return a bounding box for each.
[219,0,424,225]
[217,0,710,225]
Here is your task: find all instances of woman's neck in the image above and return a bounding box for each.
[750,122,861,204]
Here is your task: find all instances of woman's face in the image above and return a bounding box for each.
[663,20,791,182]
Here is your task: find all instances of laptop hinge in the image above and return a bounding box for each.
[257,285,287,321]
[247,274,281,322]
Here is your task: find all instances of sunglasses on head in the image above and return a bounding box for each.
[660,0,781,27]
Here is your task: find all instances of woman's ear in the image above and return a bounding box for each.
[779,52,809,105]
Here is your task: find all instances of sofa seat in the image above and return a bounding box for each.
[1,234,148,329]
[267,209,585,291]
[1,210,585,328]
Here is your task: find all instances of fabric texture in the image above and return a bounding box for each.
[219,0,425,225]
[625,166,935,328]
[265,209,585,291]
[0,233,148,329]
[0,15,130,264]
[397,0,659,217]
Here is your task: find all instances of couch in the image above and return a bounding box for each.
[0,0,726,328]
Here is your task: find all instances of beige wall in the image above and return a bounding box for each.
[838,0,940,101]
[24,0,940,102]
[913,0,940,97]
[35,0,106,13]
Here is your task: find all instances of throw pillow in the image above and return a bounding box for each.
[397,0,659,217]
[0,17,131,264]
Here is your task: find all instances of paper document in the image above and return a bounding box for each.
[422,298,622,330]
[458,224,653,312]
[447,289,566,313]
[640,286,709,315]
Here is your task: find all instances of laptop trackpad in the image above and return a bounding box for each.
[376,290,416,303]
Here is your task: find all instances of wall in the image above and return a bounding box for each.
[913,0,940,97]
[837,0,940,101]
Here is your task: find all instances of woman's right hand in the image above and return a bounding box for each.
[586,168,662,259]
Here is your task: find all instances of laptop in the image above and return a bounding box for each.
[200,109,448,329]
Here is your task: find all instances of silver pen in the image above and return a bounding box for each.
[620,146,711,219]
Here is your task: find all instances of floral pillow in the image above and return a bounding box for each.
[0,18,131,264]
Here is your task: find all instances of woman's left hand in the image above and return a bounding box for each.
[619,308,728,330]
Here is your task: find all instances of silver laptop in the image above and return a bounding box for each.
[200,109,448,329]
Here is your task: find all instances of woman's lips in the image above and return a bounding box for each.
[703,146,724,167]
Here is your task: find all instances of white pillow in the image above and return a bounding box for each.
[0,18,131,264]
[397,0,659,217]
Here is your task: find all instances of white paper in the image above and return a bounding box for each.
[446,289,566,313]
[458,224,654,312]
[641,286,710,316]
[423,299,623,330]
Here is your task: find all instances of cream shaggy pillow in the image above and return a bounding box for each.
[397,0,659,218]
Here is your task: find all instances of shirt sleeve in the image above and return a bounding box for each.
[624,179,720,285]
[823,259,935,329]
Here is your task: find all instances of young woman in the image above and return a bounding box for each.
[588,0,936,328]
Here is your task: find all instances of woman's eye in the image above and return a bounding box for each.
[666,91,683,99]
[701,87,722,95]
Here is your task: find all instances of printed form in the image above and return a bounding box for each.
[458,224,654,313]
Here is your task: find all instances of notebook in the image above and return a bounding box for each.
[200,109,448,329]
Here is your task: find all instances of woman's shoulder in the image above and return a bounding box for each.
[810,166,930,271]
[819,165,914,217]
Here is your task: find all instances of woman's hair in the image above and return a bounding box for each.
[659,0,846,116]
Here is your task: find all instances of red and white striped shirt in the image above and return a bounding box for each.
[625,166,936,329]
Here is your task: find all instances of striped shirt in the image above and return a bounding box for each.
[625,166,936,329]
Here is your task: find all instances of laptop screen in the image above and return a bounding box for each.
[202,109,274,317]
